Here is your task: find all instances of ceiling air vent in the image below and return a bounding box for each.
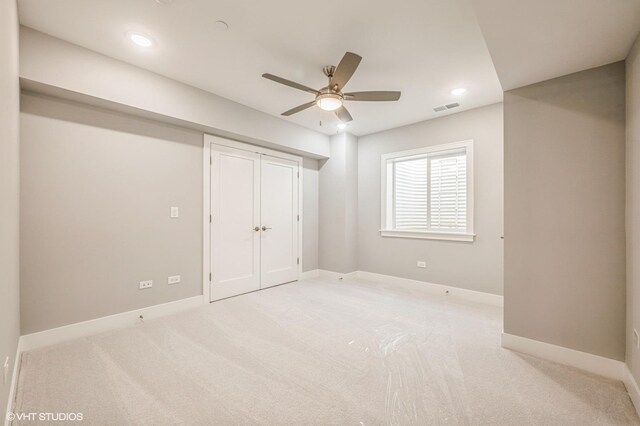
[433,102,460,112]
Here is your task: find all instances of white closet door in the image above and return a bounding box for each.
[210,145,261,301]
[260,155,299,288]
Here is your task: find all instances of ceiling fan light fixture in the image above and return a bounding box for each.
[316,94,343,111]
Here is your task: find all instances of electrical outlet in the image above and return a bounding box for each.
[635,329,639,349]
[417,261,426,268]
[168,275,181,285]
[170,206,179,218]
[3,356,9,384]
[139,280,153,289]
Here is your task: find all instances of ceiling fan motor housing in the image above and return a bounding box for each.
[323,65,336,78]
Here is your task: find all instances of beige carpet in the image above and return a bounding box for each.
[13,277,640,425]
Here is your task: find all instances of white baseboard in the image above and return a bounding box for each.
[501,332,625,381]
[300,269,320,279]
[318,270,358,281]
[355,270,504,307]
[4,338,22,426]
[20,295,204,352]
[623,365,640,418]
[501,333,640,416]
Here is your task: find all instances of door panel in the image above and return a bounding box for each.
[210,145,261,301]
[260,155,299,288]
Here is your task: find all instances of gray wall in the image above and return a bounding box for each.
[357,104,504,295]
[627,34,640,383]
[318,133,358,273]
[20,94,203,334]
[504,62,626,360]
[0,0,21,415]
[345,133,359,272]
[302,158,319,272]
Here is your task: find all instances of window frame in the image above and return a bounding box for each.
[380,140,475,242]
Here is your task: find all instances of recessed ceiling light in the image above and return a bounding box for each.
[155,0,173,4]
[451,87,467,96]
[214,20,229,32]
[337,123,347,130]
[127,32,154,48]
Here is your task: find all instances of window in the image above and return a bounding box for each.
[381,140,474,241]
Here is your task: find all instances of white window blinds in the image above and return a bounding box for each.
[393,158,428,229]
[428,153,467,231]
[389,146,469,234]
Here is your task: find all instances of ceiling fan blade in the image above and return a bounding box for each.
[344,91,401,101]
[330,52,362,90]
[262,73,319,95]
[282,101,316,116]
[335,106,353,122]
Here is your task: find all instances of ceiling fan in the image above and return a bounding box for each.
[262,52,401,123]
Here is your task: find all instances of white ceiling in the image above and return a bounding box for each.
[17,0,504,136]
[470,0,640,91]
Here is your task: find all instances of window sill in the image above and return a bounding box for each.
[379,229,475,242]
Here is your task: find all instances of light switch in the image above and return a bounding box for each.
[170,206,179,218]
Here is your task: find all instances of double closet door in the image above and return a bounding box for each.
[210,144,300,301]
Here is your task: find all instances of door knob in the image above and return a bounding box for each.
[262,226,272,231]
[254,226,260,232]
